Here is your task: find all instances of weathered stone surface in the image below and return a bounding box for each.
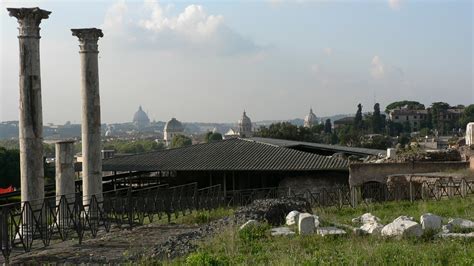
[286,211,300,226]
[352,213,381,224]
[72,28,104,205]
[298,213,315,235]
[235,198,311,226]
[271,227,295,236]
[467,122,474,146]
[313,215,320,228]
[381,216,422,237]
[420,213,442,231]
[360,221,384,235]
[8,7,51,206]
[437,232,474,239]
[447,218,474,229]
[441,224,451,233]
[317,227,346,236]
[239,220,259,230]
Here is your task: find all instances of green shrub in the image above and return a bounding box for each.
[185,251,228,266]
[238,223,269,243]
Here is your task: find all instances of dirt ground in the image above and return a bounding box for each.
[2,223,199,264]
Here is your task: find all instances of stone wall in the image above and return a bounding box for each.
[278,171,348,194]
[349,161,469,187]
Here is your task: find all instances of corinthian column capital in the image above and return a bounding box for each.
[7,7,51,38]
[71,28,104,53]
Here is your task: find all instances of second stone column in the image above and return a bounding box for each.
[71,28,104,205]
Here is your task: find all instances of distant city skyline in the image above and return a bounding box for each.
[1,0,472,124]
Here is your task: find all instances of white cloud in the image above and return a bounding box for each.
[139,1,224,40]
[102,0,259,55]
[370,55,385,79]
[388,0,401,10]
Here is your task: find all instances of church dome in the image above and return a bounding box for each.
[238,111,252,137]
[304,108,318,128]
[164,118,184,133]
[133,106,150,127]
[238,111,252,127]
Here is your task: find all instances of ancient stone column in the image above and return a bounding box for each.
[55,140,75,226]
[71,28,103,205]
[55,140,76,204]
[7,7,51,207]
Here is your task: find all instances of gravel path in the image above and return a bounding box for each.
[4,223,202,264]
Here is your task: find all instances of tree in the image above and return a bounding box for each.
[0,147,20,188]
[430,102,451,133]
[170,134,192,148]
[385,100,425,113]
[103,139,165,154]
[360,135,392,150]
[371,103,385,134]
[354,103,363,130]
[336,125,361,147]
[460,104,474,129]
[324,119,332,134]
[206,132,223,143]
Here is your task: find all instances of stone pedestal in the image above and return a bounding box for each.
[7,7,51,207]
[71,28,103,206]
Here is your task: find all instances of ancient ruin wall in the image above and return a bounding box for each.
[349,161,469,187]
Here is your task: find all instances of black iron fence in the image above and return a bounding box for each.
[0,182,223,263]
[293,177,474,209]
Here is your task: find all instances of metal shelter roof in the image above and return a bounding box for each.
[100,138,348,172]
[249,137,386,156]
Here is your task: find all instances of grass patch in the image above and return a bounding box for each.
[319,195,474,225]
[169,196,474,265]
[179,208,234,225]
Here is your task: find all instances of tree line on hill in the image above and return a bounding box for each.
[255,101,474,151]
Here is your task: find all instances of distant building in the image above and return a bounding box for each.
[224,128,239,139]
[304,108,318,128]
[388,108,428,132]
[435,108,463,134]
[133,106,150,129]
[105,125,114,137]
[164,118,184,145]
[238,111,253,138]
[388,106,464,133]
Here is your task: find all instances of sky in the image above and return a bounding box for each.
[1,0,473,124]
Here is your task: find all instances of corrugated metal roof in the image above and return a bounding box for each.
[101,138,348,172]
[249,137,385,156]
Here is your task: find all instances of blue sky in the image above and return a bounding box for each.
[1,0,472,124]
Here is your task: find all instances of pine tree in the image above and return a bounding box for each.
[324,119,332,134]
[354,103,363,130]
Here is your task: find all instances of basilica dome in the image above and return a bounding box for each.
[304,108,318,128]
[133,106,150,128]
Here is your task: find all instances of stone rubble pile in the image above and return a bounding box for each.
[420,213,442,230]
[380,216,423,238]
[235,198,312,226]
[351,212,474,239]
[238,209,473,240]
